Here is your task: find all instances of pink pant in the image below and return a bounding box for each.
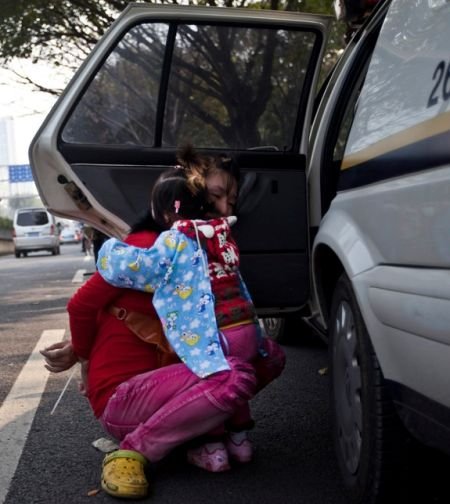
[100,324,285,462]
[100,356,256,462]
[220,323,259,362]
[253,337,286,392]
[221,326,286,429]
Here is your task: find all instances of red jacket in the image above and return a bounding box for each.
[68,230,160,417]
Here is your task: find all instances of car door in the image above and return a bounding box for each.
[30,4,331,313]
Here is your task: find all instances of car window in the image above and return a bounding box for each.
[62,23,168,146]
[332,70,367,163]
[17,211,49,226]
[162,25,316,149]
[317,18,383,215]
[61,21,318,151]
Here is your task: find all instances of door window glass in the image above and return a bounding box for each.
[163,25,316,150]
[62,23,169,145]
[62,21,317,151]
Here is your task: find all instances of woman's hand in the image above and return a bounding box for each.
[40,340,78,373]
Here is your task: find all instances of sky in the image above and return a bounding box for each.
[0,60,69,164]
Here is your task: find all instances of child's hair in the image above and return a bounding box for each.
[150,146,209,228]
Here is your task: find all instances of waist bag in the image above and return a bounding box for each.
[108,305,179,367]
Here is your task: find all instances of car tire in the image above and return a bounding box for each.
[329,273,408,504]
[14,250,20,258]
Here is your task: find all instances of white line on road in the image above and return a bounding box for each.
[0,329,65,504]
[72,265,95,283]
[72,268,86,283]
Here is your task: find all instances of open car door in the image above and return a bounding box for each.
[30,4,331,314]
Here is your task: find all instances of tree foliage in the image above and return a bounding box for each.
[1,0,348,149]
[61,22,322,148]
[0,0,345,95]
[0,216,13,230]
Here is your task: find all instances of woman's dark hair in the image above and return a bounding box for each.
[150,166,208,229]
[129,209,163,234]
[130,144,239,233]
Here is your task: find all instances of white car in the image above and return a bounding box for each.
[29,1,450,502]
[13,207,60,257]
[59,225,82,244]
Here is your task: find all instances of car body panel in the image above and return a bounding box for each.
[353,265,450,408]
[310,0,450,456]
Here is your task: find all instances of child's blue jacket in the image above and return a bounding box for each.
[97,223,231,378]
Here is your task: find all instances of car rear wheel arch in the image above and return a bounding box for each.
[313,244,343,326]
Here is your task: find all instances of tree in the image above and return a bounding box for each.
[0,0,344,95]
[1,0,349,149]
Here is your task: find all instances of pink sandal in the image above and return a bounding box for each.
[187,442,230,472]
[226,431,253,463]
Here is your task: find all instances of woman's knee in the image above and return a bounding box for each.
[223,357,257,401]
[205,357,256,411]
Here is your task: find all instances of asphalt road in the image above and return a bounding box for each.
[1,244,450,504]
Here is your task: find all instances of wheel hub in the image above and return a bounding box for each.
[333,300,362,475]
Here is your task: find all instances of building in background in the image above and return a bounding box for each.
[0,116,42,219]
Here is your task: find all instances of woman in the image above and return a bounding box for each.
[40,151,240,374]
[41,148,285,499]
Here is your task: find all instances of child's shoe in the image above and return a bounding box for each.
[187,441,230,472]
[226,431,253,463]
[101,449,148,499]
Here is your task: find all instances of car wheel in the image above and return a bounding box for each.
[14,250,20,258]
[329,273,408,504]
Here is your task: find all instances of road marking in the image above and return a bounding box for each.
[0,329,65,504]
[72,268,85,283]
[72,265,95,283]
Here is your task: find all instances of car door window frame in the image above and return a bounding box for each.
[319,14,385,215]
[59,18,325,155]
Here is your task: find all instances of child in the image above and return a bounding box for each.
[97,151,264,472]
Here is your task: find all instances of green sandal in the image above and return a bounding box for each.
[101,449,148,499]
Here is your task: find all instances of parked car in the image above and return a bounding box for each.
[29,1,450,502]
[13,207,60,258]
[59,225,82,244]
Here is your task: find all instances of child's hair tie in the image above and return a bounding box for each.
[174,200,181,214]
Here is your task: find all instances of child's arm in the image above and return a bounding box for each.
[97,233,178,292]
[98,233,232,378]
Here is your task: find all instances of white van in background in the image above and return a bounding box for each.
[13,207,60,258]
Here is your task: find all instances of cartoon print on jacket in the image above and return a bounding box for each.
[97,218,242,378]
